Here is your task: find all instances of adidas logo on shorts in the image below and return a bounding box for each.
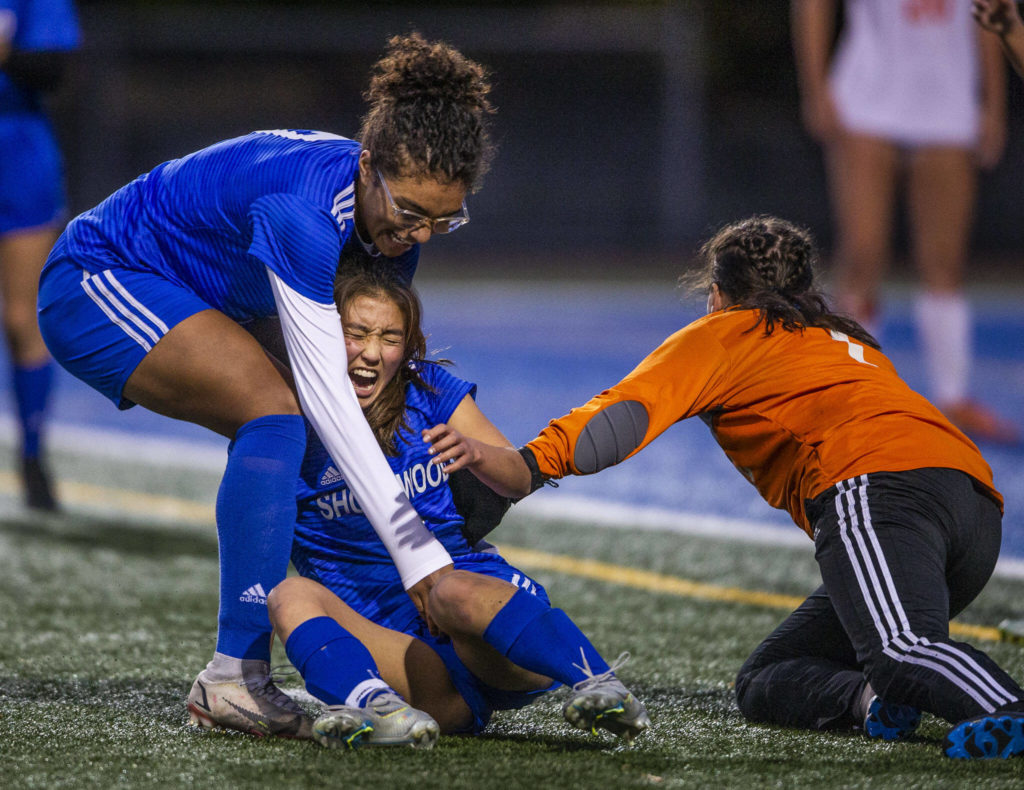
[240,583,268,604]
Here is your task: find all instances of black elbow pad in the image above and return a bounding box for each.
[572,400,649,473]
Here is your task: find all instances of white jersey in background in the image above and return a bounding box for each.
[830,0,981,146]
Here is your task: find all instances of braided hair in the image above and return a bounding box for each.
[685,215,879,349]
[360,32,496,189]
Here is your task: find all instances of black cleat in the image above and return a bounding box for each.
[22,457,58,512]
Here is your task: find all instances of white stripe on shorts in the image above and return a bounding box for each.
[834,475,1016,712]
[80,270,167,352]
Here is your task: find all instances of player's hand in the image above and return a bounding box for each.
[973,0,1022,36]
[406,564,454,636]
[422,423,483,473]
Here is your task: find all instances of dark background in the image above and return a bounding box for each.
[49,1,1024,276]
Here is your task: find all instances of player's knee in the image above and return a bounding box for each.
[266,576,319,625]
[427,571,483,634]
[861,651,906,702]
[734,662,768,722]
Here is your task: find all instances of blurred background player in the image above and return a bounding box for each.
[37,33,494,738]
[974,0,1024,77]
[791,0,1017,444]
[252,265,649,749]
[427,215,1024,760]
[0,0,79,510]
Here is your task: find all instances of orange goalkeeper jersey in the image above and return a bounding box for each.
[526,308,1001,537]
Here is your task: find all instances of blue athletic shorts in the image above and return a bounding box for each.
[37,250,212,408]
[0,114,66,236]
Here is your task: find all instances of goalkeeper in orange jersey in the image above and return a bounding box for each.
[423,215,1024,760]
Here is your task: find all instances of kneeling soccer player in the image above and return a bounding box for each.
[425,215,1024,760]
[239,265,648,748]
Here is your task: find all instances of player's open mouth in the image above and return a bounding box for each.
[349,367,378,397]
[387,231,413,249]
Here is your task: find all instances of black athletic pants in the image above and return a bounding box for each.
[735,468,1023,729]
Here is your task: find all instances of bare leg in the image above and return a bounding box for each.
[907,146,975,294]
[825,132,901,331]
[907,146,1017,442]
[122,308,299,436]
[0,226,56,365]
[0,226,61,509]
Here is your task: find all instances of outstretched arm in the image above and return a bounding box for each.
[973,0,1024,78]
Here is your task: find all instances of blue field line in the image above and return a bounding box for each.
[5,280,1023,560]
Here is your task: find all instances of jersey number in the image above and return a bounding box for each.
[829,330,876,367]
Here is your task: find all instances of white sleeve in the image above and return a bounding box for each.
[267,268,453,588]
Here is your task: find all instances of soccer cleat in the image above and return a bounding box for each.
[187,662,313,739]
[313,690,439,749]
[944,709,1024,759]
[562,652,650,744]
[863,695,921,741]
[312,706,375,750]
[362,689,440,748]
[22,457,58,512]
[942,400,1019,446]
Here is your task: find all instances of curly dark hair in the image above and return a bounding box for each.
[683,215,879,349]
[360,32,496,189]
[333,262,433,456]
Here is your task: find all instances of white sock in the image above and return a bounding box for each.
[345,677,391,708]
[913,291,971,406]
[203,652,259,681]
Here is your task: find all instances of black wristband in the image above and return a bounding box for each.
[517,446,550,494]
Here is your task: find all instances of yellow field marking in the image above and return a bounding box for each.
[0,470,217,524]
[3,472,1003,642]
[498,549,1004,643]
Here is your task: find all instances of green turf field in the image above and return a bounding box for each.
[1,448,1023,788]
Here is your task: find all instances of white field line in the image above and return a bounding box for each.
[9,418,1024,581]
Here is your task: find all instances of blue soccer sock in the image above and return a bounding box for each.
[12,361,54,459]
[214,414,306,661]
[483,588,610,686]
[285,616,389,707]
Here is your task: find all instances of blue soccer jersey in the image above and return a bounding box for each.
[40,129,451,592]
[292,362,480,621]
[58,130,418,320]
[0,0,80,113]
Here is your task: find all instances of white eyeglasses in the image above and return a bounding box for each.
[376,168,469,234]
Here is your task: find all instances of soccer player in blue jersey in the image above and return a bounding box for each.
[265,264,650,748]
[0,0,79,510]
[37,33,494,738]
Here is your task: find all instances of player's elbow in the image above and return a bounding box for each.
[572,401,649,474]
